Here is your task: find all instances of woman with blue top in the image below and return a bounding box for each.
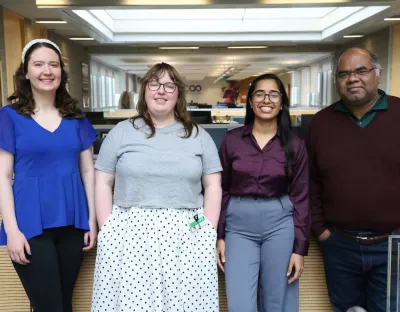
[0,39,97,312]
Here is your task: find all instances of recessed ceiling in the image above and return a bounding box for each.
[2,0,400,83]
[69,5,389,43]
[92,52,331,81]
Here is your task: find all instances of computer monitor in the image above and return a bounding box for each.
[190,110,213,124]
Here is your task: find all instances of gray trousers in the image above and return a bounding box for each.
[224,196,299,312]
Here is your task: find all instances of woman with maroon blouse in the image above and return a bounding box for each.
[216,73,310,312]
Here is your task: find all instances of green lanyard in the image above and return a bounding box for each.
[189,214,206,230]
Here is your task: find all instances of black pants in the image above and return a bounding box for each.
[13,226,84,312]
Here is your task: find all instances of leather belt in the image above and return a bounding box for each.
[332,227,392,245]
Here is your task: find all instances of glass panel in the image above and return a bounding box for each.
[90,75,97,108]
[387,235,400,312]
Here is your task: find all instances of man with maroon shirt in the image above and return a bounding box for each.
[308,47,400,312]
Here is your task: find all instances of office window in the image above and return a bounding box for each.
[91,74,116,108]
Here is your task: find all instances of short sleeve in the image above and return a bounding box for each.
[199,127,222,175]
[78,116,97,151]
[95,122,123,174]
[0,107,16,155]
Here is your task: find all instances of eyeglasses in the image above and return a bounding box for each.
[252,90,282,103]
[337,68,376,80]
[147,80,177,93]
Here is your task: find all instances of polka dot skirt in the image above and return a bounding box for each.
[91,206,219,312]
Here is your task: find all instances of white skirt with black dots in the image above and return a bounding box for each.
[91,205,219,312]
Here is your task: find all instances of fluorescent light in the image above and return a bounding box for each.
[343,34,364,38]
[36,20,67,24]
[69,37,95,41]
[227,46,268,49]
[384,17,400,21]
[158,47,199,50]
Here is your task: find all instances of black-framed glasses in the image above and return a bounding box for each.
[252,90,282,103]
[337,67,376,80]
[147,80,177,93]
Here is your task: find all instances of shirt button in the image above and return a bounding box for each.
[359,121,362,125]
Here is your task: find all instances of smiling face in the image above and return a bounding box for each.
[336,48,381,107]
[144,71,179,120]
[249,79,283,122]
[25,47,61,95]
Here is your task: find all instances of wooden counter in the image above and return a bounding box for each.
[102,107,321,119]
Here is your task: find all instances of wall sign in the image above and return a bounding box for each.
[186,84,202,93]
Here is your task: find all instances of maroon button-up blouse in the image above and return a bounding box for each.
[218,123,310,256]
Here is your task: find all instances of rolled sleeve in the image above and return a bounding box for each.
[289,140,310,256]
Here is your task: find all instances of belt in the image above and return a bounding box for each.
[332,227,393,245]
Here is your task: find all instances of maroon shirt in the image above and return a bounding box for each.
[218,124,310,256]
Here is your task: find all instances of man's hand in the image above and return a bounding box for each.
[318,229,332,241]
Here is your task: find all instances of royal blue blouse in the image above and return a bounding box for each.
[0,104,97,245]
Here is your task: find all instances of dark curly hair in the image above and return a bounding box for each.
[7,41,83,118]
[130,62,198,138]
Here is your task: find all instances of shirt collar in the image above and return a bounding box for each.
[242,123,253,137]
[335,89,388,113]
[242,123,280,137]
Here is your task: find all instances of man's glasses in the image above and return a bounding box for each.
[147,81,177,93]
[337,68,376,80]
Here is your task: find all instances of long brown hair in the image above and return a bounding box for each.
[130,62,198,138]
[7,41,83,118]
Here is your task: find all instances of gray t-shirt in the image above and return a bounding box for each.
[95,119,222,208]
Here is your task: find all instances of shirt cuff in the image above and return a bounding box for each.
[312,223,328,239]
[293,238,309,256]
[217,225,225,239]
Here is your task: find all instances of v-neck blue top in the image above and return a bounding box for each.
[0,104,97,245]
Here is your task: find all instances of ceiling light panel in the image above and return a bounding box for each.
[36,20,67,24]
[158,47,199,49]
[244,7,336,19]
[69,37,94,40]
[106,9,244,20]
[343,34,364,38]
[227,46,268,49]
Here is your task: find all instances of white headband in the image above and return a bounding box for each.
[21,39,62,64]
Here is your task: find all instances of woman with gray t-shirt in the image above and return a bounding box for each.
[91,63,222,312]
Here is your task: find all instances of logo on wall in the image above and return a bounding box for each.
[186,84,202,93]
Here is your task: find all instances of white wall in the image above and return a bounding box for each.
[185,77,228,105]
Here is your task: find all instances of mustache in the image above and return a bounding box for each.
[346,82,364,87]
